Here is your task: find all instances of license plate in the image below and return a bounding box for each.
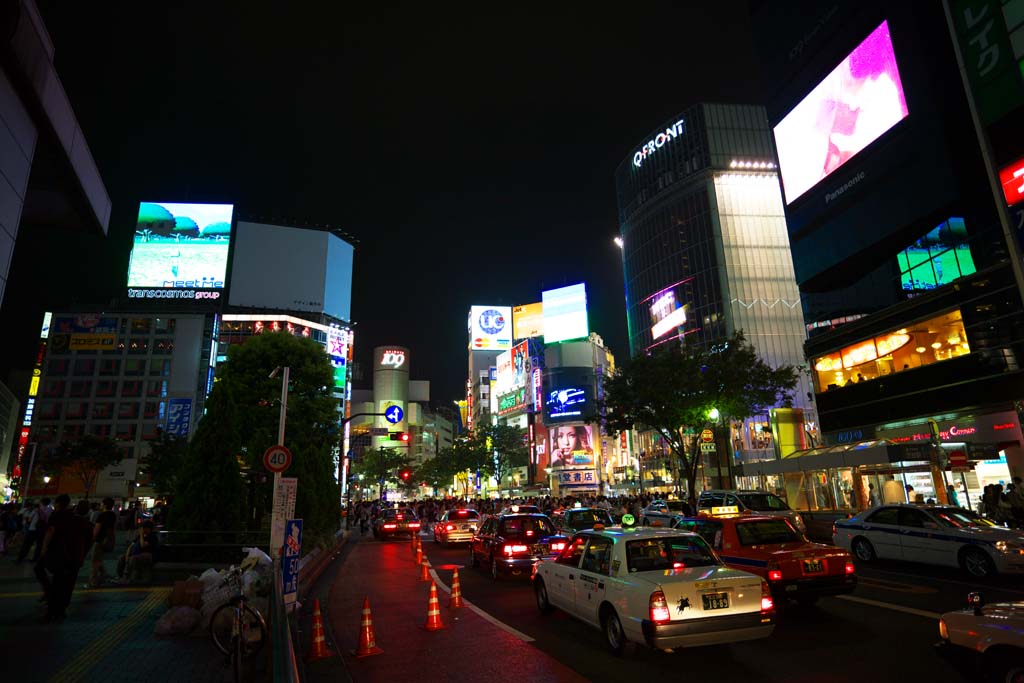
[701,592,729,611]
[803,559,824,574]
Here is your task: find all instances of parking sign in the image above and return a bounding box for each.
[283,518,302,605]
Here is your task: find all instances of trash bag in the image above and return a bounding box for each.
[154,606,201,636]
[197,568,222,590]
[240,547,272,571]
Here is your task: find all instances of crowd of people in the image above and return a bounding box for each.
[981,479,1024,528]
[0,497,161,622]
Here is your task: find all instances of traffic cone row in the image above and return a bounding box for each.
[423,581,446,631]
[415,543,423,566]
[354,597,384,658]
[419,558,431,582]
[307,599,334,662]
[448,568,464,609]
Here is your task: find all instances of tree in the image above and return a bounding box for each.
[172,380,246,531]
[354,447,411,499]
[599,330,799,509]
[48,435,122,499]
[415,456,453,495]
[146,431,188,497]
[472,424,529,492]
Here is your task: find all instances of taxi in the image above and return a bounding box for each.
[433,508,481,546]
[674,507,855,606]
[551,505,615,534]
[533,515,775,655]
[470,512,568,580]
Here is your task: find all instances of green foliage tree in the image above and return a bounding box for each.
[354,447,411,499]
[414,456,452,495]
[172,381,246,531]
[599,331,799,509]
[146,431,188,497]
[472,424,529,491]
[48,435,122,499]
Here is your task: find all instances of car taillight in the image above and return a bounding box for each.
[409,522,420,529]
[761,581,774,612]
[768,570,783,582]
[446,524,454,531]
[397,514,404,520]
[649,590,671,623]
[504,544,528,555]
[845,560,855,575]
[383,523,397,529]
[938,618,948,640]
[550,542,565,551]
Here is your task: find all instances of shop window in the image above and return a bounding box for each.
[125,359,146,376]
[92,402,114,419]
[898,218,976,294]
[813,309,971,391]
[121,380,143,398]
[47,359,69,376]
[99,359,121,376]
[73,359,96,376]
[41,380,66,398]
[69,380,92,398]
[65,401,89,419]
[118,402,140,419]
[96,380,116,397]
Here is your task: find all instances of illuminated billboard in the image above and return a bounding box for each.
[549,424,595,468]
[495,349,513,396]
[547,387,588,421]
[469,306,513,351]
[773,21,909,204]
[645,278,691,345]
[513,302,544,339]
[497,341,531,415]
[542,283,589,343]
[127,202,234,288]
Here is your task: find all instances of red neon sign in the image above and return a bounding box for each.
[999,156,1024,207]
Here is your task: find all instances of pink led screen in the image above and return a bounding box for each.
[773,21,909,204]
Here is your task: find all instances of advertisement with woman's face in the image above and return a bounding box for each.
[549,425,595,468]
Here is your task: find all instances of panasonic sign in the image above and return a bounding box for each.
[633,119,685,168]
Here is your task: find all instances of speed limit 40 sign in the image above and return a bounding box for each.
[264,444,292,474]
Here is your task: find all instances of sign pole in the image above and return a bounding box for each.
[271,367,289,560]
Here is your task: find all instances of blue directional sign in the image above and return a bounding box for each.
[384,405,404,424]
[282,518,302,605]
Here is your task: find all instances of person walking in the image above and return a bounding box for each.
[89,498,117,588]
[17,499,45,563]
[38,495,92,621]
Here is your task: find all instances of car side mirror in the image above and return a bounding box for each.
[967,591,984,616]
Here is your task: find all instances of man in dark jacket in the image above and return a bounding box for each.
[38,495,92,621]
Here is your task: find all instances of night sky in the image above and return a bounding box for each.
[23,2,759,402]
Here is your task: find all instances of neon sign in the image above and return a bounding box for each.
[379,349,406,368]
[633,119,685,168]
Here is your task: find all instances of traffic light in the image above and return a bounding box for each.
[400,469,412,481]
[389,431,410,442]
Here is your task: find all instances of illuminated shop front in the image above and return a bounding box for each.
[812,310,970,391]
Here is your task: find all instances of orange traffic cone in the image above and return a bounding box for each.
[419,558,430,582]
[411,533,418,553]
[423,581,446,631]
[307,599,334,662]
[448,568,464,609]
[353,597,383,658]
[415,544,423,566]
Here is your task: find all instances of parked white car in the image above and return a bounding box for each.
[833,505,1024,578]
[532,524,775,654]
[937,592,1024,682]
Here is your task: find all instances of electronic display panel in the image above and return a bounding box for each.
[548,424,596,468]
[542,283,589,343]
[547,387,589,421]
[773,21,909,204]
[898,218,975,293]
[513,303,544,339]
[646,279,690,344]
[127,202,234,288]
[469,306,513,351]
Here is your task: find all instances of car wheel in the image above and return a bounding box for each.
[470,545,479,568]
[960,547,996,579]
[535,578,553,615]
[852,537,876,562]
[602,607,631,656]
[490,555,500,581]
[985,648,1024,683]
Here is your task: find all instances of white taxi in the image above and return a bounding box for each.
[833,505,1024,578]
[532,519,775,655]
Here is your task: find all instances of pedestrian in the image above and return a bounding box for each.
[16,499,44,563]
[946,485,960,508]
[116,520,158,583]
[89,498,117,588]
[38,495,92,622]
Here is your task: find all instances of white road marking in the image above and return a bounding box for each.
[836,594,941,619]
[862,567,1024,595]
[429,567,536,643]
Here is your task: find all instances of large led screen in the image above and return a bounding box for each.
[646,278,690,345]
[127,202,234,288]
[773,21,909,204]
[513,302,544,339]
[549,424,595,468]
[469,305,513,351]
[542,283,589,343]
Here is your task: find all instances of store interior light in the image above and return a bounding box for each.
[931,342,942,349]
[915,346,926,353]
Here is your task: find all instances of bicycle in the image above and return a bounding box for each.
[209,567,268,683]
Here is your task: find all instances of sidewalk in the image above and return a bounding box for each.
[0,532,232,683]
[321,534,586,683]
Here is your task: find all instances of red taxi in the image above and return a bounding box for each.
[675,508,856,606]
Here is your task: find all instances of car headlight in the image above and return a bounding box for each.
[994,540,1023,554]
[793,514,806,531]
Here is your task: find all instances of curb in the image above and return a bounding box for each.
[298,529,351,602]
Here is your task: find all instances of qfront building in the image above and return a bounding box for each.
[746,0,1024,512]
[615,102,817,486]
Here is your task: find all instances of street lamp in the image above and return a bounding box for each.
[613,236,624,249]
[43,476,50,485]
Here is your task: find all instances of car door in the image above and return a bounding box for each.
[548,534,587,611]
[576,536,613,626]
[897,507,946,565]
[860,507,902,559]
[474,519,495,562]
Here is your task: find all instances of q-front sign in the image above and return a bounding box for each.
[379,349,407,368]
[633,119,685,168]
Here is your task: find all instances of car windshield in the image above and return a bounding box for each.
[931,508,998,529]
[567,510,612,528]
[735,519,800,546]
[625,536,719,572]
[450,509,480,521]
[500,516,555,536]
[737,493,790,511]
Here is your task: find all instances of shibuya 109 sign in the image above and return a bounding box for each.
[378,348,407,368]
[633,119,685,168]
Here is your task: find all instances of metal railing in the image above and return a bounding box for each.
[270,558,302,682]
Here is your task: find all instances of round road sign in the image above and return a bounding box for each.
[384,405,404,424]
[700,429,715,443]
[263,444,292,473]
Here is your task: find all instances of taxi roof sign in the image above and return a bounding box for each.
[621,513,636,528]
[710,506,740,516]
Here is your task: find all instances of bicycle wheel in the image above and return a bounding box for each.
[209,603,238,656]
[238,604,268,656]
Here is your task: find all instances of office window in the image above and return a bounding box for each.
[125,359,146,376]
[118,402,140,419]
[143,401,165,419]
[47,359,69,376]
[149,360,171,377]
[34,425,59,442]
[146,380,167,398]
[141,422,162,440]
[41,380,66,398]
[899,218,976,293]
[61,424,85,440]
[69,380,91,398]
[89,424,112,438]
[155,318,176,334]
[37,401,61,420]
[65,401,88,419]
[121,380,143,398]
[131,318,152,334]
[73,359,96,376]
[116,423,137,441]
[92,402,114,419]
[99,359,121,376]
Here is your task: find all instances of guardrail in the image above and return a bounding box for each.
[271,559,303,682]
